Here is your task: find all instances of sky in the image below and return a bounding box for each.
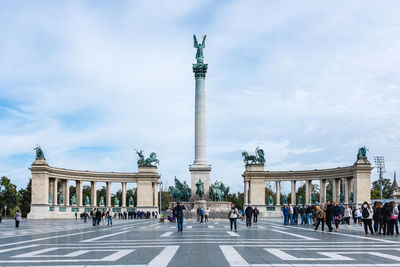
[1,0,400,194]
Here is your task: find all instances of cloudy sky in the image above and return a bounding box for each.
[1,1,399,194]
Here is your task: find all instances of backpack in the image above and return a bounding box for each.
[362,208,370,218]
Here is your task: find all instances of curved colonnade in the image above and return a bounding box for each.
[243,157,373,216]
[28,159,160,219]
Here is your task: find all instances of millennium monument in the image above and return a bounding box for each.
[169,35,231,211]
[28,146,160,219]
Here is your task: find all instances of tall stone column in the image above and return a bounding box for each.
[332,178,340,203]
[244,180,248,206]
[291,180,296,205]
[320,179,327,204]
[305,180,311,205]
[121,182,127,207]
[106,182,111,207]
[64,179,69,206]
[353,158,372,205]
[28,158,50,219]
[190,58,211,200]
[53,178,58,205]
[153,182,158,207]
[91,181,97,207]
[275,181,281,206]
[76,180,83,206]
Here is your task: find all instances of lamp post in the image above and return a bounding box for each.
[374,156,386,199]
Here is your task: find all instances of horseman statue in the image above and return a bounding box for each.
[242,147,266,165]
[135,149,159,166]
[169,177,191,202]
[210,181,230,202]
[357,146,368,160]
[34,145,45,160]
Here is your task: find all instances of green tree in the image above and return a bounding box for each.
[227,192,243,210]
[371,178,393,199]
[18,179,31,217]
[0,176,18,216]
[82,185,91,204]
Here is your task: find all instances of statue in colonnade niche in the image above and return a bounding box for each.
[48,194,53,204]
[267,195,274,205]
[85,195,90,206]
[114,197,120,206]
[34,145,45,160]
[58,192,63,205]
[241,147,266,165]
[339,193,344,203]
[326,194,331,201]
[129,196,134,207]
[350,192,354,203]
[311,194,317,204]
[71,195,77,205]
[282,195,288,205]
[99,196,105,206]
[298,195,303,205]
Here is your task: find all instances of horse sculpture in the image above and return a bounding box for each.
[169,177,191,202]
[210,181,229,201]
[357,146,368,160]
[135,149,159,166]
[242,147,266,164]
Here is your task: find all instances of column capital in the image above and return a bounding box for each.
[193,63,208,78]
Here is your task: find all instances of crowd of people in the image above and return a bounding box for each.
[282,200,400,235]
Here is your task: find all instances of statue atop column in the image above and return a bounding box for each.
[135,149,159,166]
[242,147,266,165]
[357,146,368,160]
[193,34,206,64]
[34,145,45,160]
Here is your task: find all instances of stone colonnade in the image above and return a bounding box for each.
[243,158,372,216]
[28,159,160,219]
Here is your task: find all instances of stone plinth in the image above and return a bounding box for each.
[189,164,212,201]
[138,165,158,173]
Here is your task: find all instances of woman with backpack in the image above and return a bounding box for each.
[388,201,399,235]
[333,202,341,231]
[343,205,352,226]
[314,205,325,232]
[361,201,374,235]
[228,204,238,232]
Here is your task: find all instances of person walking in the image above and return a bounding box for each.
[173,202,186,233]
[91,209,97,226]
[333,202,341,231]
[14,210,22,228]
[343,205,352,226]
[196,207,200,222]
[355,208,362,225]
[205,208,210,223]
[300,205,306,225]
[282,206,289,225]
[95,208,102,226]
[253,207,259,224]
[314,206,325,231]
[324,201,333,232]
[361,201,374,235]
[228,204,238,232]
[107,209,113,226]
[288,205,294,225]
[306,205,313,225]
[245,205,253,227]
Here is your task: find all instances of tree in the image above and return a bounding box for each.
[0,176,18,216]
[371,178,393,199]
[18,179,31,217]
[82,185,91,204]
[227,192,244,210]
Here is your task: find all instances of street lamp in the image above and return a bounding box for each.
[374,156,386,199]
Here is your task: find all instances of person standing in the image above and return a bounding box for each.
[107,209,113,226]
[14,210,22,228]
[91,209,97,226]
[173,202,186,233]
[343,205,352,226]
[282,206,289,225]
[200,207,205,223]
[333,202,341,231]
[205,208,210,223]
[314,206,325,231]
[95,208,102,226]
[253,207,259,224]
[228,204,238,232]
[83,212,87,223]
[245,205,253,227]
[306,205,313,225]
[293,205,299,225]
[196,207,200,222]
[288,205,294,225]
[361,201,374,235]
[300,205,306,225]
[325,201,333,232]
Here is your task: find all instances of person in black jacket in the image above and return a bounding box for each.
[245,206,253,227]
[325,201,333,232]
[253,207,259,224]
[95,209,102,226]
[173,202,186,233]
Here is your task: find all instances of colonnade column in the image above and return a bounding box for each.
[121,182,127,207]
[53,178,58,205]
[291,180,296,205]
[244,180,249,206]
[332,178,340,203]
[275,181,281,206]
[91,181,97,206]
[106,182,111,207]
[64,179,69,206]
[154,182,158,207]
[320,179,327,204]
[305,180,311,205]
[344,178,351,204]
[76,180,83,206]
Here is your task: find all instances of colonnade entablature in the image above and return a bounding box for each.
[28,158,160,219]
[242,157,372,217]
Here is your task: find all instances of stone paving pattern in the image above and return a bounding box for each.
[1,218,400,266]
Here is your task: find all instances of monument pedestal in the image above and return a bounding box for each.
[189,164,211,201]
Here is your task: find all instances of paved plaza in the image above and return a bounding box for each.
[1,218,400,266]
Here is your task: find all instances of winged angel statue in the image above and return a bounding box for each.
[193,34,207,63]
